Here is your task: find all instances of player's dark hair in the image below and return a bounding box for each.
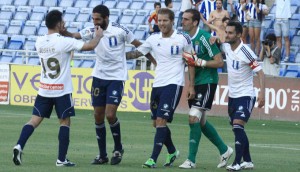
[222,16,230,23]
[93,5,110,18]
[158,8,174,21]
[164,0,172,7]
[227,21,243,35]
[184,9,200,26]
[154,2,161,8]
[45,10,63,29]
[216,0,223,3]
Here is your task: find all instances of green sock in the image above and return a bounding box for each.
[188,123,202,163]
[201,121,227,155]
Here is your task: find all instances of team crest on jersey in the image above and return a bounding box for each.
[163,104,169,109]
[112,90,118,96]
[194,41,200,54]
[171,43,179,55]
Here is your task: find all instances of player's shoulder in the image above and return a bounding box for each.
[111,22,131,34]
[176,31,191,44]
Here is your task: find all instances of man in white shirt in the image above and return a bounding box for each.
[61,5,154,166]
[221,21,265,171]
[127,8,195,168]
[274,0,291,62]
[13,10,103,167]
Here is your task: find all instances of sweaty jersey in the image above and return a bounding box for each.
[80,22,135,81]
[221,42,262,98]
[137,30,193,87]
[36,33,84,97]
[191,28,220,85]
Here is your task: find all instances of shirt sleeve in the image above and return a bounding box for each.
[79,27,94,42]
[148,12,155,23]
[123,26,135,44]
[137,36,153,55]
[61,37,85,52]
[241,45,262,72]
[183,34,193,53]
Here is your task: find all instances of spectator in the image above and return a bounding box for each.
[199,0,217,32]
[259,33,281,76]
[206,0,229,36]
[148,2,162,34]
[274,0,291,62]
[229,0,249,43]
[246,0,269,55]
[164,0,173,9]
[178,0,193,27]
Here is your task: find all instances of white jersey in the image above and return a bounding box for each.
[80,22,135,81]
[221,42,262,98]
[137,30,193,87]
[275,0,291,19]
[35,33,84,97]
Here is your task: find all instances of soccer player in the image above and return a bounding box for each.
[12,10,103,167]
[221,21,265,171]
[126,8,195,168]
[179,8,233,169]
[60,5,154,165]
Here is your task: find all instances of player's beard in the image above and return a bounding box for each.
[96,20,107,30]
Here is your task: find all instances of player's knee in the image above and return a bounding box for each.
[106,113,117,124]
[189,107,202,123]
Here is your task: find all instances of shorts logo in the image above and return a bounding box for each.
[238,106,243,111]
[240,113,245,118]
[114,99,118,103]
[163,104,169,109]
[164,112,169,117]
[112,90,117,96]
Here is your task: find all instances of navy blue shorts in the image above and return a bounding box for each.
[228,96,256,125]
[150,84,183,123]
[32,94,75,119]
[91,77,124,107]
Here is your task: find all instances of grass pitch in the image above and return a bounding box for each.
[0,105,299,172]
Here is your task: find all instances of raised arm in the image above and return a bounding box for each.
[80,26,103,51]
[60,28,82,39]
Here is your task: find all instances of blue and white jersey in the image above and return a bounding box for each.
[221,42,262,98]
[235,3,247,23]
[246,3,268,20]
[79,22,135,81]
[137,30,193,87]
[199,0,216,21]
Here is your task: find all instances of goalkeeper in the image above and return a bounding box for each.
[179,9,233,169]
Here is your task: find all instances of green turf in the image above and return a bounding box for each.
[0,105,299,172]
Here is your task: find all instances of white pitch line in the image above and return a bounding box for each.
[251,144,300,151]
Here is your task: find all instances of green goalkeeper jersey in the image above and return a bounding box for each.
[191,28,220,85]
